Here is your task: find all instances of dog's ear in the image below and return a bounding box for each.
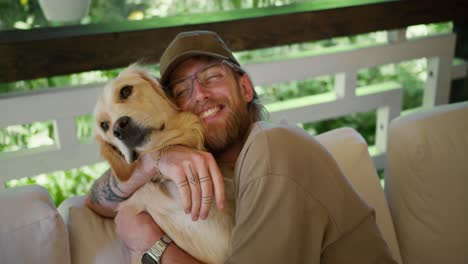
[97,136,136,182]
[138,70,180,111]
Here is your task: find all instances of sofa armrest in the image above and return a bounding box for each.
[0,185,71,264]
[58,195,131,264]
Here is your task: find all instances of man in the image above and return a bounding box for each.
[87,30,397,263]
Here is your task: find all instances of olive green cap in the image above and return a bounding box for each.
[159,30,240,87]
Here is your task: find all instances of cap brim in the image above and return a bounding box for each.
[160,51,231,87]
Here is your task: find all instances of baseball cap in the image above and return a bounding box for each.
[159,30,241,87]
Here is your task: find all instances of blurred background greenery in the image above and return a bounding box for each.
[0,0,452,206]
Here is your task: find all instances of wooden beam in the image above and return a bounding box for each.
[0,0,467,83]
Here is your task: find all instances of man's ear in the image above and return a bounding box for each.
[239,74,255,103]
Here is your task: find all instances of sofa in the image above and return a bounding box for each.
[1,101,467,264]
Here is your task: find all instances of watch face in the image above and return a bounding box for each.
[141,253,157,264]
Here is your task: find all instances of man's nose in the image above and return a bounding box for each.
[191,78,210,102]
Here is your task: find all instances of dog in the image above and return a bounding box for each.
[93,65,235,264]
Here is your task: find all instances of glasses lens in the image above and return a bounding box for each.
[171,79,192,101]
[197,63,226,87]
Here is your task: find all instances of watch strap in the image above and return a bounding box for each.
[143,234,173,264]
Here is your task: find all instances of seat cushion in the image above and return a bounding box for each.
[316,127,402,263]
[385,101,468,264]
[58,196,131,264]
[0,185,70,264]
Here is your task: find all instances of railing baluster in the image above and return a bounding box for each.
[425,55,454,107]
[55,118,80,149]
[375,94,403,154]
[335,71,357,99]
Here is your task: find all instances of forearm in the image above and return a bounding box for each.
[86,169,133,218]
[87,149,164,218]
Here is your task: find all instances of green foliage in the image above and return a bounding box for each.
[5,163,109,206]
[77,114,95,144]
[0,121,54,152]
[0,0,47,30]
[0,0,453,205]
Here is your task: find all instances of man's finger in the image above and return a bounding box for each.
[184,161,201,221]
[197,163,214,220]
[175,173,191,214]
[207,158,225,210]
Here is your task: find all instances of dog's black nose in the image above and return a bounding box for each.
[113,116,131,139]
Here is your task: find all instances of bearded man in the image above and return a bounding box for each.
[87,30,397,264]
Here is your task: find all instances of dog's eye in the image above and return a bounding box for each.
[100,122,109,131]
[120,85,133,99]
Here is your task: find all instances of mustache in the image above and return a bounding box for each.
[194,98,224,113]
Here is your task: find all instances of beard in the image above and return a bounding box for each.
[203,100,251,154]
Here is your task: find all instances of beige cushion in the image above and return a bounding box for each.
[0,185,70,264]
[316,127,402,264]
[58,196,131,264]
[385,101,468,264]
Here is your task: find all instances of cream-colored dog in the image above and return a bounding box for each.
[93,65,235,264]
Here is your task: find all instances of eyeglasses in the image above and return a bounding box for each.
[167,60,243,103]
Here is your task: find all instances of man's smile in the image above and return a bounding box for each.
[200,105,222,119]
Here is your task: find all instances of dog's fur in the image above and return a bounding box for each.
[94,65,235,264]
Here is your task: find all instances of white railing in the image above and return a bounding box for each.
[0,30,466,184]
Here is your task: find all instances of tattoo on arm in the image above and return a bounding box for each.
[102,171,128,202]
[90,169,128,205]
[110,171,125,194]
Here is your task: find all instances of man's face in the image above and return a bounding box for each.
[168,57,253,153]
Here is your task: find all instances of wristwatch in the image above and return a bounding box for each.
[141,234,173,264]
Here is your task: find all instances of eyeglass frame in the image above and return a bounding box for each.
[165,59,245,102]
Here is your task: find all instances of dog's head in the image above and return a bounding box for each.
[93,65,182,181]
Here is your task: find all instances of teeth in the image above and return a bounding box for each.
[200,106,220,119]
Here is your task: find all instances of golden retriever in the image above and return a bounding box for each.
[93,65,235,264]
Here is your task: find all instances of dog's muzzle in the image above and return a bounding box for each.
[113,116,151,150]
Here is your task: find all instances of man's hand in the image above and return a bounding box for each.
[115,210,203,263]
[142,145,225,221]
[121,154,159,194]
[115,210,160,254]
[86,157,157,218]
